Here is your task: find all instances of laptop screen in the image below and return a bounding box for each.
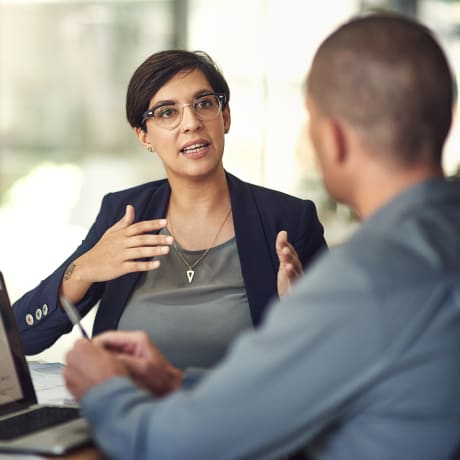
[0,296,23,403]
[0,273,37,414]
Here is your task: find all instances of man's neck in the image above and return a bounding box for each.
[353,164,444,220]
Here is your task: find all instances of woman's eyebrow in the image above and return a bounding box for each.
[150,89,215,108]
[194,89,214,97]
[150,99,175,110]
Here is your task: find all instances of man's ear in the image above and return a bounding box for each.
[223,105,231,134]
[326,118,348,165]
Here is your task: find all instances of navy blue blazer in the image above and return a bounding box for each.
[13,172,326,354]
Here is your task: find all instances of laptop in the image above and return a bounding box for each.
[0,271,93,455]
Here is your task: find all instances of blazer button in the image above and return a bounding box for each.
[35,308,42,321]
[25,314,34,326]
[42,304,48,316]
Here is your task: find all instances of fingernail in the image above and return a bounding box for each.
[161,246,170,254]
[165,236,173,244]
[159,219,167,226]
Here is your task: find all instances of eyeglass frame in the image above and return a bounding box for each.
[141,92,227,130]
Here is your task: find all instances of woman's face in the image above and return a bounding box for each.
[135,69,231,181]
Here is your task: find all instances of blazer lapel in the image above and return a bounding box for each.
[227,173,278,326]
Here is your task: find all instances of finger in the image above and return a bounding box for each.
[63,363,84,388]
[279,235,296,253]
[62,367,80,398]
[67,337,91,356]
[65,339,92,366]
[124,245,170,260]
[276,230,288,253]
[117,355,147,378]
[109,204,136,233]
[124,204,135,225]
[126,218,168,237]
[281,247,303,271]
[126,234,174,249]
[100,260,161,281]
[92,330,136,349]
[93,330,149,354]
[113,260,161,277]
[279,244,297,262]
[285,262,302,276]
[278,245,296,265]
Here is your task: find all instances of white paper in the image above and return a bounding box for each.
[28,362,78,406]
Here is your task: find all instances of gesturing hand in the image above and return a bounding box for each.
[71,204,173,284]
[276,230,303,297]
[92,330,183,397]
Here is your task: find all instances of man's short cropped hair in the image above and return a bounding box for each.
[306,13,456,166]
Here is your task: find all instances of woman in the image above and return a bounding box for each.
[13,50,326,368]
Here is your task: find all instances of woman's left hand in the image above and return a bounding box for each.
[276,231,303,297]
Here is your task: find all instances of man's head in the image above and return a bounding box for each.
[305,13,456,208]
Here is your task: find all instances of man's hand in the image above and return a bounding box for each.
[276,230,303,297]
[63,339,129,401]
[92,330,183,397]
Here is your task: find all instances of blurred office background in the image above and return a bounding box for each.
[1,0,459,360]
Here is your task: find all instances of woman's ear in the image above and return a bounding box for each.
[223,105,231,134]
[134,127,147,145]
[134,127,154,151]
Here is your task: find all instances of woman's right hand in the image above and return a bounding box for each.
[60,204,173,303]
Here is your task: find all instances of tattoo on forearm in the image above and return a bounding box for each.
[63,263,76,280]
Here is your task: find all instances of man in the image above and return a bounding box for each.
[63,13,460,460]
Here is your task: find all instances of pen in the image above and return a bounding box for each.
[60,296,90,339]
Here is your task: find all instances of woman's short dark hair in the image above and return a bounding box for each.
[126,50,230,131]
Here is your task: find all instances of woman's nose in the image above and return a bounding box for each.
[180,105,203,133]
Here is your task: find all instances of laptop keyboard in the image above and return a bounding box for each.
[0,406,81,441]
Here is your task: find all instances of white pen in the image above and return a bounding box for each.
[60,296,90,339]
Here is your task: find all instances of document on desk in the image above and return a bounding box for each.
[27,362,77,406]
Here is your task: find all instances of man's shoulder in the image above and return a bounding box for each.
[322,219,458,293]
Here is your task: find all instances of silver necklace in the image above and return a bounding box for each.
[169,207,232,283]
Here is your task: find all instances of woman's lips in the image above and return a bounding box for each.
[180,142,210,158]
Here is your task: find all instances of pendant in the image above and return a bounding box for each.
[186,270,195,283]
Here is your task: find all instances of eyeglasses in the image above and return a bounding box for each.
[142,92,226,130]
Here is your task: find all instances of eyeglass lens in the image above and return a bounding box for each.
[144,93,223,129]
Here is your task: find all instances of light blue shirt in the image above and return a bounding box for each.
[81,177,460,460]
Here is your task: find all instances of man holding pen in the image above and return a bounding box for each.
[63,12,460,460]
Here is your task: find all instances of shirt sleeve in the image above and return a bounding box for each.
[80,249,385,460]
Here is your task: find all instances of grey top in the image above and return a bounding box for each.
[118,231,252,369]
[82,177,460,460]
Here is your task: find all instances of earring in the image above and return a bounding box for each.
[147,146,153,152]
